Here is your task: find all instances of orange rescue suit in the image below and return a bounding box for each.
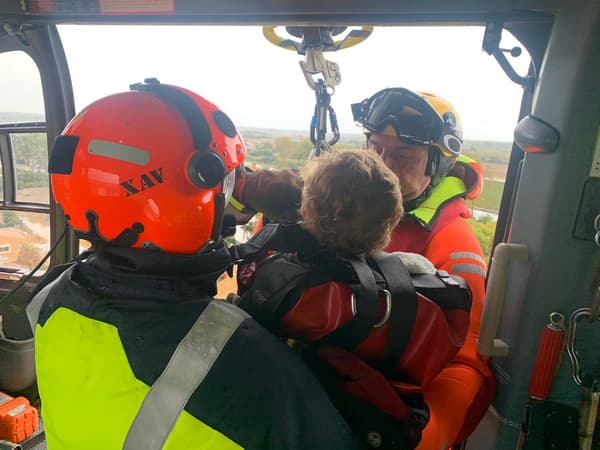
[386,157,495,449]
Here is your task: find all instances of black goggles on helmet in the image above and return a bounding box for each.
[351,88,462,157]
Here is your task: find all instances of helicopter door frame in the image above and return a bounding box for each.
[0,23,77,268]
[0,23,77,344]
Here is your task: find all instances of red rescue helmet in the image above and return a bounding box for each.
[351,87,463,187]
[49,79,246,254]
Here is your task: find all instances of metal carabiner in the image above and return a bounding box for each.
[309,108,339,158]
[566,307,600,386]
[308,80,340,157]
[309,81,331,145]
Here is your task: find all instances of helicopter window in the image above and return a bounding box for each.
[0,51,45,125]
[56,24,531,259]
[0,157,2,203]
[0,51,50,276]
[12,133,50,205]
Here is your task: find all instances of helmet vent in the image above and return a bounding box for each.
[213,111,237,138]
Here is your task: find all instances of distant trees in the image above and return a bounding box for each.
[468,180,504,212]
[9,133,49,190]
[245,132,367,170]
[462,141,511,165]
[16,169,48,189]
[468,216,496,260]
[246,135,313,169]
[1,211,23,227]
[249,141,275,165]
[11,133,47,169]
[273,136,313,168]
[16,242,43,268]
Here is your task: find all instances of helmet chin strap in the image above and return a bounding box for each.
[193,192,226,255]
[424,145,439,177]
[206,192,226,249]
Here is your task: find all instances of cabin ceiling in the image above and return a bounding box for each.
[0,0,559,25]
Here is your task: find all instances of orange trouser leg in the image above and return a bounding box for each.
[416,365,485,450]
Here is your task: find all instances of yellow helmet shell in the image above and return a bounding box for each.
[418,91,463,156]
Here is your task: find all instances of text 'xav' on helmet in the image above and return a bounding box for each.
[351,87,463,187]
[48,79,246,254]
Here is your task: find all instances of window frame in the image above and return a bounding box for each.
[0,122,50,213]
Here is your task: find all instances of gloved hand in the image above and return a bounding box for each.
[231,166,303,223]
[317,346,413,421]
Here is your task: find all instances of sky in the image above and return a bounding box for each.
[2,25,531,141]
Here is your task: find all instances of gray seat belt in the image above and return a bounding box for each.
[122,301,249,449]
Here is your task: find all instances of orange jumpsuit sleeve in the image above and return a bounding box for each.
[416,217,496,449]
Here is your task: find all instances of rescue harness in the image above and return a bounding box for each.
[230,223,473,449]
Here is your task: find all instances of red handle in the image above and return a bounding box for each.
[529,317,565,400]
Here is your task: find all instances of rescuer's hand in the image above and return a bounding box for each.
[318,346,413,421]
[230,166,303,223]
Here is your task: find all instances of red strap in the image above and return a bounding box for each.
[318,346,413,420]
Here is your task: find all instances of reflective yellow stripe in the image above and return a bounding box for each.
[35,308,241,450]
[229,196,256,215]
[450,251,487,267]
[124,302,247,449]
[451,263,487,278]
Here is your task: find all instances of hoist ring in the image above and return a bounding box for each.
[332,26,373,50]
[350,289,392,328]
[262,26,373,52]
[548,311,566,330]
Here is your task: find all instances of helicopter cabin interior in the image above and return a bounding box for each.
[0,0,598,449]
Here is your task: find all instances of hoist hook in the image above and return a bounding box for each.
[263,26,373,158]
[299,48,341,92]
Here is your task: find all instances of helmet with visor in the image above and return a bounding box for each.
[352,87,462,186]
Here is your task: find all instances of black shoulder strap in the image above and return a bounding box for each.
[237,253,313,330]
[369,252,418,374]
[317,257,380,351]
[230,223,323,263]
